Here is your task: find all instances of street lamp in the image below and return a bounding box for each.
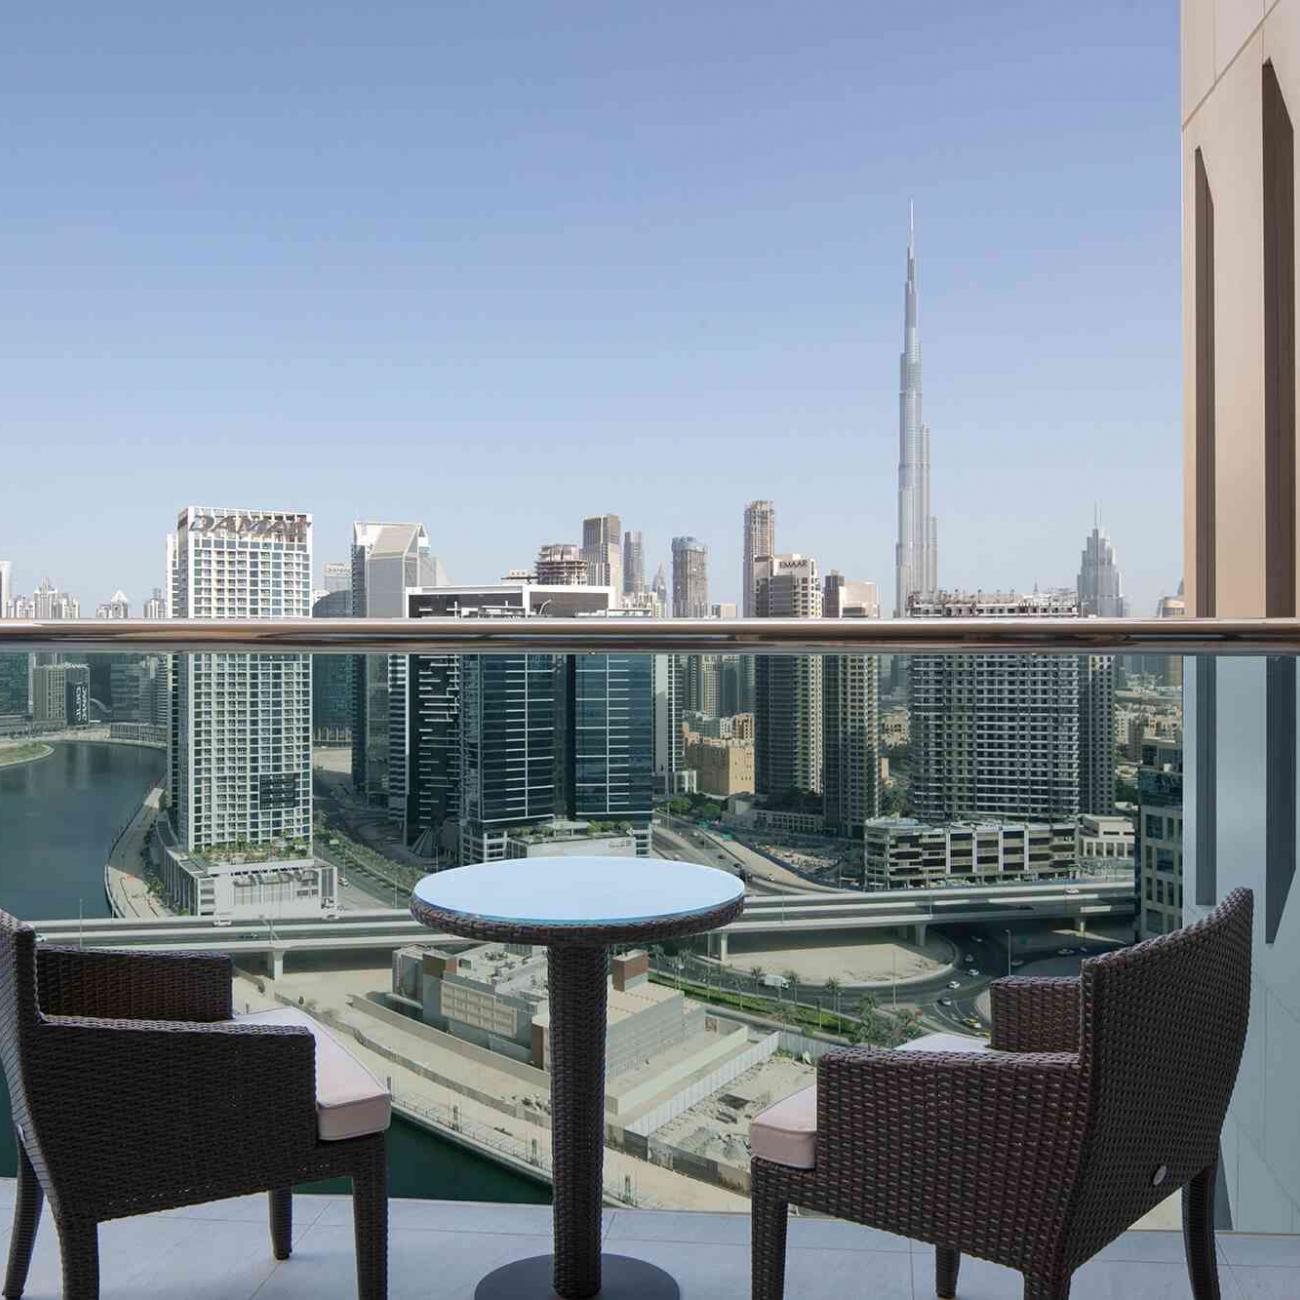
[1004,928,1013,978]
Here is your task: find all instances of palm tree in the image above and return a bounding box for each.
[824,977,842,1021]
[750,965,765,989]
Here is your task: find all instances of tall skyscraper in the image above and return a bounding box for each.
[582,514,622,600]
[623,530,645,596]
[16,580,80,620]
[742,501,775,618]
[312,584,352,742]
[0,563,25,717]
[142,587,166,620]
[822,577,881,838]
[0,655,28,717]
[908,590,1111,821]
[895,206,938,616]
[754,554,823,796]
[651,564,668,609]
[322,561,350,594]
[567,652,654,840]
[671,536,709,618]
[349,522,443,805]
[32,661,89,726]
[96,590,130,620]
[654,654,686,793]
[395,581,648,860]
[163,507,323,918]
[1077,515,1130,616]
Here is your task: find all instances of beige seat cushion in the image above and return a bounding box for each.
[750,1031,986,1169]
[236,1008,391,1141]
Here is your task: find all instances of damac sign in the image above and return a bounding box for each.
[191,512,309,543]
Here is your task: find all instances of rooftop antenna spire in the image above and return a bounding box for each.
[908,198,915,253]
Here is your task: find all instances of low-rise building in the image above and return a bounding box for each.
[151,817,337,920]
[863,816,1077,889]
[391,945,766,1115]
[505,818,648,859]
[1076,814,1135,875]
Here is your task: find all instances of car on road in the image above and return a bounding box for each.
[1012,959,1025,968]
[969,969,980,977]
[939,997,954,1007]
[947,980,961,990]
[1057,947,1076,956]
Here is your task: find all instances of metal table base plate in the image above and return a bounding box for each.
[473,1253,681,1299]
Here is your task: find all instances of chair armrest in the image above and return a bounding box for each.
[814,1046,1088,1272]
[30,1016,318,1212]
[989,976,1081,1053]
[38,946,233,1022]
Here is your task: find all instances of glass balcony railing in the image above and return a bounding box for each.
[0,618,1292,1238]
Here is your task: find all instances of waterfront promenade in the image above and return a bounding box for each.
[104,783,168,918]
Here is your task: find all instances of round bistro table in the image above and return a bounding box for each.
[410,856,745,1300]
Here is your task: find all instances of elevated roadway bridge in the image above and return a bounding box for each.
[31,879,1133,975]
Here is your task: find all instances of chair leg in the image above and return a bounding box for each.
[936,1245,960,1298]
[56,1218,99,1300]
[1023,1276,1070,1300]
[4,1136,44,1298]
[751,1175,789,1300]
[353,1141,388,1300]
[269,1188,293,1261]
[1183,1163,1222,1300]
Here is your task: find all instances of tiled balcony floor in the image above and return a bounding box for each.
[0,1180,1296,1298]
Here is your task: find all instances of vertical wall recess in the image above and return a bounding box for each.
[1265,657,1297,944]
[1195,657,1218,908]
[1264,62,1296,617]
[1195,147,1217,616]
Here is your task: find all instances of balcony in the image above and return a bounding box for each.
[1,1182,1295,1299]
[0,617,1297,1298]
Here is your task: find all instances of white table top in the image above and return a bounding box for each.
[411,856,744,931]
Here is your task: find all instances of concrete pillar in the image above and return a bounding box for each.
[717,932,729,962]
[270,948,284,980]
[912,923,927,946]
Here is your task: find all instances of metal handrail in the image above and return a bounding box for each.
[0,615,1295,656]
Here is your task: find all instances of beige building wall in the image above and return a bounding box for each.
[1182,0,1300,1234]
[1182,0,1300,616]
[683,732,755,797]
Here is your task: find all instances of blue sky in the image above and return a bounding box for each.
[0,1,1181,614]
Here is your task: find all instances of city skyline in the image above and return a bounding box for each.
[0,4,1181,616]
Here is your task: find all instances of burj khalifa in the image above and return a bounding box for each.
[894,204,938,616]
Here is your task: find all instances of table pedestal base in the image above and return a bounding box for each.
[473,1253,681,1299]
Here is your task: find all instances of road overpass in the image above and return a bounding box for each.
[31,879,1132,974]
[713,879,1134,957]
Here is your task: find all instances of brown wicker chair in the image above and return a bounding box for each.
[750,888,1254,1300]
[0,908,389,1300]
